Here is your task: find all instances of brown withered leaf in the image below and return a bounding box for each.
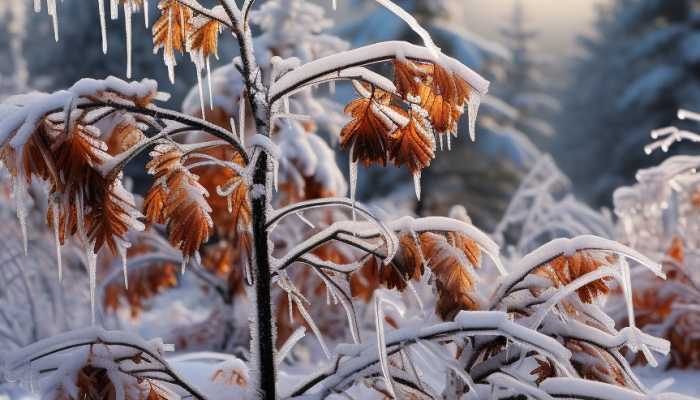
[153,0,193,61]
[447,231,481,266]
[52,124,106,194]
[144,184,167,225]
[144,145,213,257]
[340,98,394,167]
[106,122,144,156]
[667,237,684,264]
[163,170,212,257]
[383,233,424,291]
[566,339,627,387]
[188,17,220,58]
[394,60,428,98]
[389,115,436,174]
[531,357,555,385]
[535,251,611,304]
[63,364,169,400]
[421,232,481,320]
[195,155,251,241]
[87,183,139,255]
[433,64,459,105]
[418,84,457,135]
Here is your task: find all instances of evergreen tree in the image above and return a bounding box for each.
[556,0,700,206]
[497,0,559,143]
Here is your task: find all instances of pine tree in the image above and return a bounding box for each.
[556,0,700,206]
[497,0,559,142]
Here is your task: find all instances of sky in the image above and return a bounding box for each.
[461,0,610,54]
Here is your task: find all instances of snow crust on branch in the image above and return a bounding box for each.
[269,40,490,101]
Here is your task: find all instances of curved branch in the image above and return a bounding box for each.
[267,197,384,230]
[174,0,234,29]
[269,41,490,105]
[288,311,573,397]
[77,99,248,163]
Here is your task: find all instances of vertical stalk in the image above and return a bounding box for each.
[250,151,276,399]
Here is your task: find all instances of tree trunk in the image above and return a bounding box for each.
[250,151,276,399]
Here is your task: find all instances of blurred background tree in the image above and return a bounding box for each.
[555,0,700,206]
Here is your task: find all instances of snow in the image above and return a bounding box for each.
[270,41,490,100]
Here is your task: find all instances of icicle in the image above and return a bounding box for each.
[374,295,405,400]
[272,157,279,192]
[196,63,206,119]
[329,80,336,95]
[98,0,108,54]
[166,8,175,84]
[332,0,337,10]
[87,242,98,325]
[239,92,246,141]
[349,145,358,222]
[181,256,189,275]
[51,198,62,281]
[48,0,59,42]
[439,133,444,150]
[447,131,452,150]
[206,57,214,110]
[143,0,150,27]
[467,91,482,142]
[119,244,129,290]
[296,212,315,229]
[227,194,233,213]
[13,175,29,256]
[34,0,41,12]
[124,0,133,79]
[413,172,421,200]
[283,95,290,114]
[110,0,119,20]
[229,117,239,140]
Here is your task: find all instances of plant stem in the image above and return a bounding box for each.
[250,151,276,399]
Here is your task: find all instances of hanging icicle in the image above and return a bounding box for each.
[98,0,108,54]
[349,144,358,222]
[124,0,133,78]
[196,65,206,119]
[468,91,482,142]
[206,57,214,110]
[110,0,119,20]
[47,0,59,42]
[413,172,421,200]
[87,242,98,326]
[51,197,63,281]
[143,0,150,27]
[119,243,129,290]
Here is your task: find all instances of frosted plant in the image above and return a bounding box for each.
[0,1,695,399]
[611,109,700,369]
[495,155,615,255]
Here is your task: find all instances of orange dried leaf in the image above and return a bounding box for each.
[188,17,221,59]
[421,232,481,319]
[340,98,394,166]
[389,115,436,173]
[153,0,193,62]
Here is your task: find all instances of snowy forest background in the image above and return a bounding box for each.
[2,0,700,398]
